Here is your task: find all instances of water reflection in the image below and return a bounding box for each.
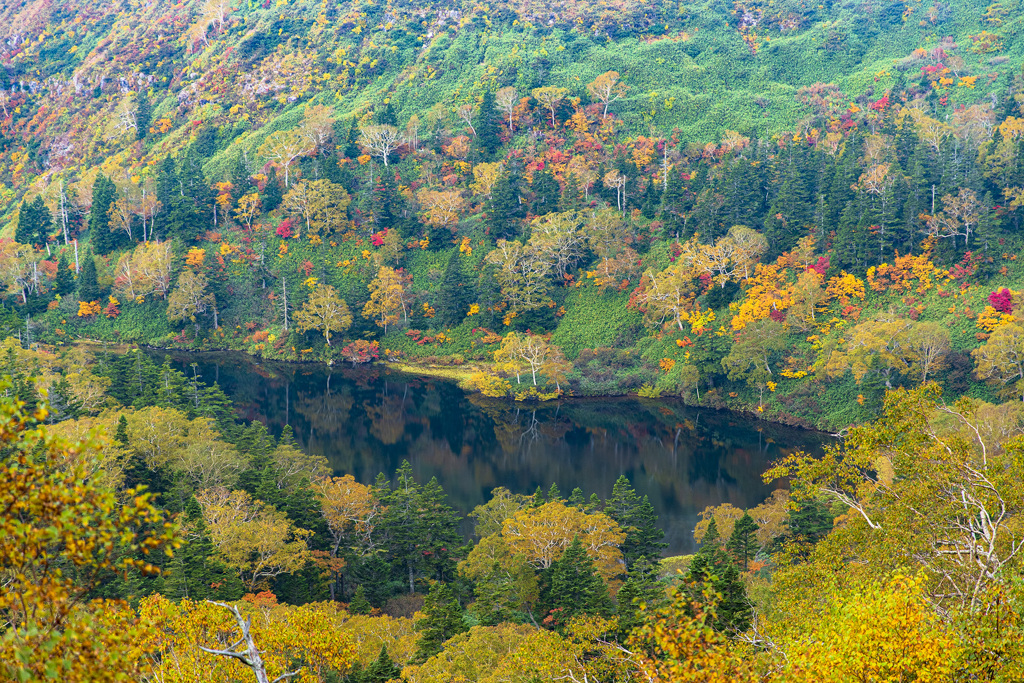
[160,352,833,554]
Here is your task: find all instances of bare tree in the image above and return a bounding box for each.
[358,124,401,167]
[457,103,476,136]
[199,601,300,683]
[495,87,519,131]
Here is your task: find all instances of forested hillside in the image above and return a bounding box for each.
[1,0,1024,430]
[7,1,1024,680]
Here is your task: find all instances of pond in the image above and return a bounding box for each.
[159,351,834,555]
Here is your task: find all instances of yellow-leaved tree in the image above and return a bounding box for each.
[363,266,410,332]
[196,487,312,591]
[0,390,179,682]
[294,283,353,346]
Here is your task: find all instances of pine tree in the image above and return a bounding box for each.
[547,482,563,502]
[89,174,120,254]
[542,535,612,628]
[487,165,526,240]
[605,475,667,569]
[474,90,502,159]
[413,581,467,662]
[349,585,372,614]
[77,255,101,302]
[567,487,587,510]
[15,196,52,249]
[726,511,760,571]
[54,252,75,296]
[530,169,560,216]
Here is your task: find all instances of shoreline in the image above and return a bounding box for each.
[128,341,833,436]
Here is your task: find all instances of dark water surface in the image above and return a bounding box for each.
[161,352,833,555]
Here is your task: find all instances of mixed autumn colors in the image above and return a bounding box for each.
[5,0,1024,680]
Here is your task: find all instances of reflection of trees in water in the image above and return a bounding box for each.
[293,374,354,441]
[364,383,408,445]
[159,352,832,554]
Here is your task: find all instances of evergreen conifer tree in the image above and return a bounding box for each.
[170,497,244,601]
[361,646,402,683]
[560,174,583,212]
[605,475,667,569]
[685,524,750,632]
[263,167,283,213]
[54,252,75,296]
[474,89,502,159]
[531,169,560,215]
[567,487,587,510]
[135,94,151,141]
[15,196,52,249]
[376,102,397,126]
[77,255,101,302]
[487,165,526,239]
[413,581,467,662]
[547,482,562,502]
[349,585,372,615]
[726,511,760,571]
[615,556,666,637]
[542,535,612,628]
[114,414,130,446]
[88,174,120,254]
[436,249,474,327]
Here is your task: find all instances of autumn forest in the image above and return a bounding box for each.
[5,0,1024,680]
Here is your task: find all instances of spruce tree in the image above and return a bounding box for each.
[361,646,402,683]
[474,89,502,159]
[436,249,474,327]
[54,252,75,296]
[685,527,750,632]
[169,497,244,601]
[530,169,560,215]
[413,581,467,662]
[135,94,151,141]
[567,487,587,510]
[15,196,52,249]
[547,482,563,502]
[605,475,667,569]
[542,535,612,628]
[726,512,760,571]
[615,556,666,637]
[349,585,372,614]
[88,174,119,254]
[263,167,283,213]
[486,165,526,239]
[77,255,101,302]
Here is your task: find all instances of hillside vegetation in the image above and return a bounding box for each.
[1,0,1024,433]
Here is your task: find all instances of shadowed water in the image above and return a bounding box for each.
[161,352,833,555]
